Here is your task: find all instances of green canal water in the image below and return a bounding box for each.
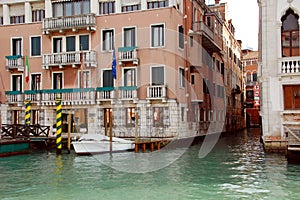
[1,128,300,200]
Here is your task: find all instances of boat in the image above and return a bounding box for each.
[72,134,135,155]
[0,139,30,157]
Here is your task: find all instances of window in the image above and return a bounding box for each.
[151,66,164,85]
[123,27,136,47]
[284,85,300,110]
[179,68,185,87]
[79,70,90,88]
[181,107,185,122]
[122,4,141,12]
[102,29,114,51]
[147,0,168,9]
[0,17,3,25]
[12,75,22,91]
[32,10,45,22]
[124,68,136,86]
[252,72,257,82]
[31,74,41,90]
[151,24,164,47]
[66,36,76,52]
[53,0,90,17]
[153,107,163,127]
[53,38,62,53]
[246,72,251,83]
[126,107,136,127]
[31,36,41,56]
[191,74,195,85]
[10,15,25,24]
[12,38,22,56]
[190,36,193,47]
[53,73,63,89]
[178,25,184,49]
[281,9,300,57]
[103,70,113,87]
[79,35,89,51]
[100,1,115,14]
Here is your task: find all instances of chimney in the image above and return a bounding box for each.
[215,0,220,4]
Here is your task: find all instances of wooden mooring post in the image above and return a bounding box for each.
[134,140,166,153]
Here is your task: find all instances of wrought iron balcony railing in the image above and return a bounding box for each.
[42,51,97,69]
[5,55,24,71]
[42,13,96,34]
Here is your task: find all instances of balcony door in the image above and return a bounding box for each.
[123,27,136,47]
[123,68,136,86]
[12,38,22,56]
[53,72,63,89]
[151,66,164,85]
[12,74,22,91]
[103,70,113,87]
[31,74,41,90]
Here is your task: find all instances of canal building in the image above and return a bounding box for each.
[258,0,300,152]
[242,49,261,127]
[0,0,244,140]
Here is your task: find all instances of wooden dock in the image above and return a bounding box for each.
[134,140,169,153]
[284,126,300,163]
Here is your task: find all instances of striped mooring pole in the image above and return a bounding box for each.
[25,99,31,137]
[25,99,31,125]
[56,98,62,155]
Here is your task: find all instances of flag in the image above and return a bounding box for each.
[25,55,30,83]
[112,49,116,79]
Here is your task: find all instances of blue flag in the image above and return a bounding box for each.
[112,49,117,79]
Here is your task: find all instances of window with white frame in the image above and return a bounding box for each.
[124,68,136,86]
[123,27,136,47]
[103,69,114,87]
[151,24,164,47]
[12,74,22,91]
[102,29,114,51]
[147,0,168,9]
[79,70,90,88]
[53,38,62,53]
[31,74,41,90]
[179,68,185,88]
[178,25,184,49]
[53,72,63,89]
[122,4,141,12]
[99,1,115,14]
[12,38,22,56]
[10,15,25,24]
[66,36,76,52]
[151,66,164,85]
[79,35,89,51]
[31,36,41,56]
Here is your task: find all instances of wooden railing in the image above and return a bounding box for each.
[284,126,300,147]
[1,124,50,139]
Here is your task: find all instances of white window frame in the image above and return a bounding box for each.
[78,34,91,51]
[101,68,114,87]
[30,73,42,90]
[11,37,23,56]
[150,23,165,48]
[30,35,42,57]
[179,67,185,88]
[122,26,137,47]
[122,67,137,87]
[52,71,64,89]
[150,65,165,85]
[178,24,184,50]
[11,73,23,91]
[77,70,91,88]
[101,28,115,52]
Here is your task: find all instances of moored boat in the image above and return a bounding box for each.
[72,134,134,155]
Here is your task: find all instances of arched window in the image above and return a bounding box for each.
[281,9,300,57]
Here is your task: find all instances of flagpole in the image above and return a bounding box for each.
[110,48,117,154]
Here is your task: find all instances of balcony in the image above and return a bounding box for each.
[6,88,96,106]
[42,51,97,69]
[147,85,166,101]
[191,21,222,53]
[118,86,138,101]
[279,56,300,75]
[5,55,24,71]
[118,46,139,65]
[96,87,115,103]
[42,14,96,34]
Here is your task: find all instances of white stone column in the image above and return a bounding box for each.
[90,0,99,15]
[116,0,122,13]
[3,4,10,25]
[25,1,32,23]
[45,0,52,18]
[141,0,147,10]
